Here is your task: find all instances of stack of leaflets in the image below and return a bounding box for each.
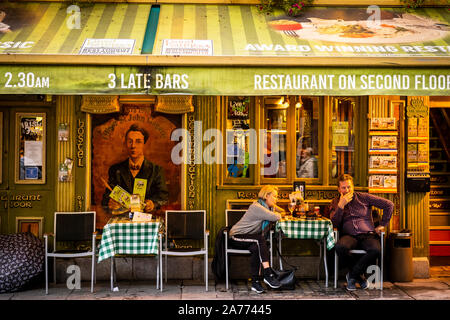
[109,178,148,211]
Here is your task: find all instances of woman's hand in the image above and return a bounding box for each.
[108,198,121,210]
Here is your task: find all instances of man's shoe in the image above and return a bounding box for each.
[251,281,265,294]
[358,275,370,290]
[263,273,282,289]
[346,273,357,291]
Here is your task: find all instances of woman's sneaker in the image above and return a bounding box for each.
[358,275,370,290]
[346,273,357,291]
[251,281,265,294]
[263,273,282,289]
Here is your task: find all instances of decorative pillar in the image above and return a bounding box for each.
[406,96,430,258]
[187,96,218,247]
[55,96,76,211]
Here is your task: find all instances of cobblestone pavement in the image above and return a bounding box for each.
[1,277,449,300]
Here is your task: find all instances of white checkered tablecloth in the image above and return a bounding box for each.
[276,218,336,250]
[98,220,160,263]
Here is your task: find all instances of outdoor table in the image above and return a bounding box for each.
[276,217,336,287]
[98,216,161,291]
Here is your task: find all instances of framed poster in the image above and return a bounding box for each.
[228,97,250,120]
[15,113,46,184]
[370,135,397,150]
[332,121,349,147]
[370,118,396,130]
[58,123,69,141]
[369,156,397,169]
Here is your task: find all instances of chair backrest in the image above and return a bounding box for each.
[54,211,96,242]
[165,210,206,240]
[225,209,247,228]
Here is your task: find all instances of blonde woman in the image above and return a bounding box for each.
[229,185,284,293]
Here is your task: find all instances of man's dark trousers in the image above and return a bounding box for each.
[335,232,381,279]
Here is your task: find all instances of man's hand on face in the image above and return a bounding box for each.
[375,225,385,235]
[338,192,354,209]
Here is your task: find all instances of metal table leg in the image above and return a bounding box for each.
[278,234,284,271]
[110,256,114,292]
[323,239,328,288]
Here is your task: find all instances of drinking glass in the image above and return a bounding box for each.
[287,202,295,216]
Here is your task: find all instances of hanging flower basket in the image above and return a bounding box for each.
[400,0,427,9]
[257,0,313,16]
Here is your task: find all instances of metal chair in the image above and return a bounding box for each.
[159,210,209,291]
[44,211,97,294]
[224,209,274,291]
[334,229,385,290]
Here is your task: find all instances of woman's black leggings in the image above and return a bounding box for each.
[229,233,270,279]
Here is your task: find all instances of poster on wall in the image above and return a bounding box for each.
[332,121,349,147]
[228,97,250,120]
[91,104,181,229]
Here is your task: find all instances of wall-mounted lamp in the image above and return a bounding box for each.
[282,96,290,108]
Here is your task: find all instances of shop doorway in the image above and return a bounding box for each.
[429,106,450,265]
[0,103,56,236]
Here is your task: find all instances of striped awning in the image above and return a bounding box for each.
[0,3,448,96]
[153,4,450,58]
[0,2,151,55]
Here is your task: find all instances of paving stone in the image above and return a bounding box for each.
[0,293,13,300]
[394,279,450,300]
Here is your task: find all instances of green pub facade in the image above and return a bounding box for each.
[0,0,449,278]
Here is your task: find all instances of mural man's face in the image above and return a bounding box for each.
[126,131,145,160]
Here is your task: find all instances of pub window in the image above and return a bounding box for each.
[262,97,288,179]
[261,96,321,183]
[295,97,320,179]
[330,97,356,180]
[15,113,46,184]
[225,97,253,183]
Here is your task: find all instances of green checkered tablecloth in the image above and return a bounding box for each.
[276,218,336,250]
[98,220,161,263]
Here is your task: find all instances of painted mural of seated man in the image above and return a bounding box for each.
[101,123,169,214]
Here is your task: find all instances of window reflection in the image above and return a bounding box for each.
[331,97,356,178]
[263,98,287,178]
[226,97,251,179]
[296,97,319,178]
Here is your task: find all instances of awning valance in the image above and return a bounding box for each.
[0,64,448,96]
[0,2,151,55]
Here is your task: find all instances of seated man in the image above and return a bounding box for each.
[329,174,393,290]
